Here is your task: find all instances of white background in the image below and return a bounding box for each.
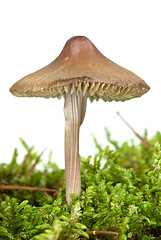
[0,0,161,168]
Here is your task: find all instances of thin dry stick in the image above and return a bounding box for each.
[17,147,33,178]
[117,112,153,148]
[79,230,118,238]
[25,148,47,180]
[0,185,58,193]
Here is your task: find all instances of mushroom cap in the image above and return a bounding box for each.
[10,36,150,102]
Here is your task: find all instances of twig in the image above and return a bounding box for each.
[117,112,153,148]
[17,147,33,178]
[79,230,118,238]
[0,185,58,193]
[25,147,47,180]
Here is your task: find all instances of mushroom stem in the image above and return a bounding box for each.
[64,86,87,203]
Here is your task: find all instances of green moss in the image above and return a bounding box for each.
[0,131,161,239]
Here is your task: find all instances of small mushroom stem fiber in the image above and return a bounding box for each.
[64,86,87,203]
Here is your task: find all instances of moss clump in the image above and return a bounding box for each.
[0,130,161,239]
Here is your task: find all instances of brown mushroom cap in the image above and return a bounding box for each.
[10,36,150,102]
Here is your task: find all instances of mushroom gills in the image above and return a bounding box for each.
[10,81,149,102]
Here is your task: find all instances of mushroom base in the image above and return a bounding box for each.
[64,87,87,203]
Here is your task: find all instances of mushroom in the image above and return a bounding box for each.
[10,36,150,203]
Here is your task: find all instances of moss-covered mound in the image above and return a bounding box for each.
[0,130,161,240]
